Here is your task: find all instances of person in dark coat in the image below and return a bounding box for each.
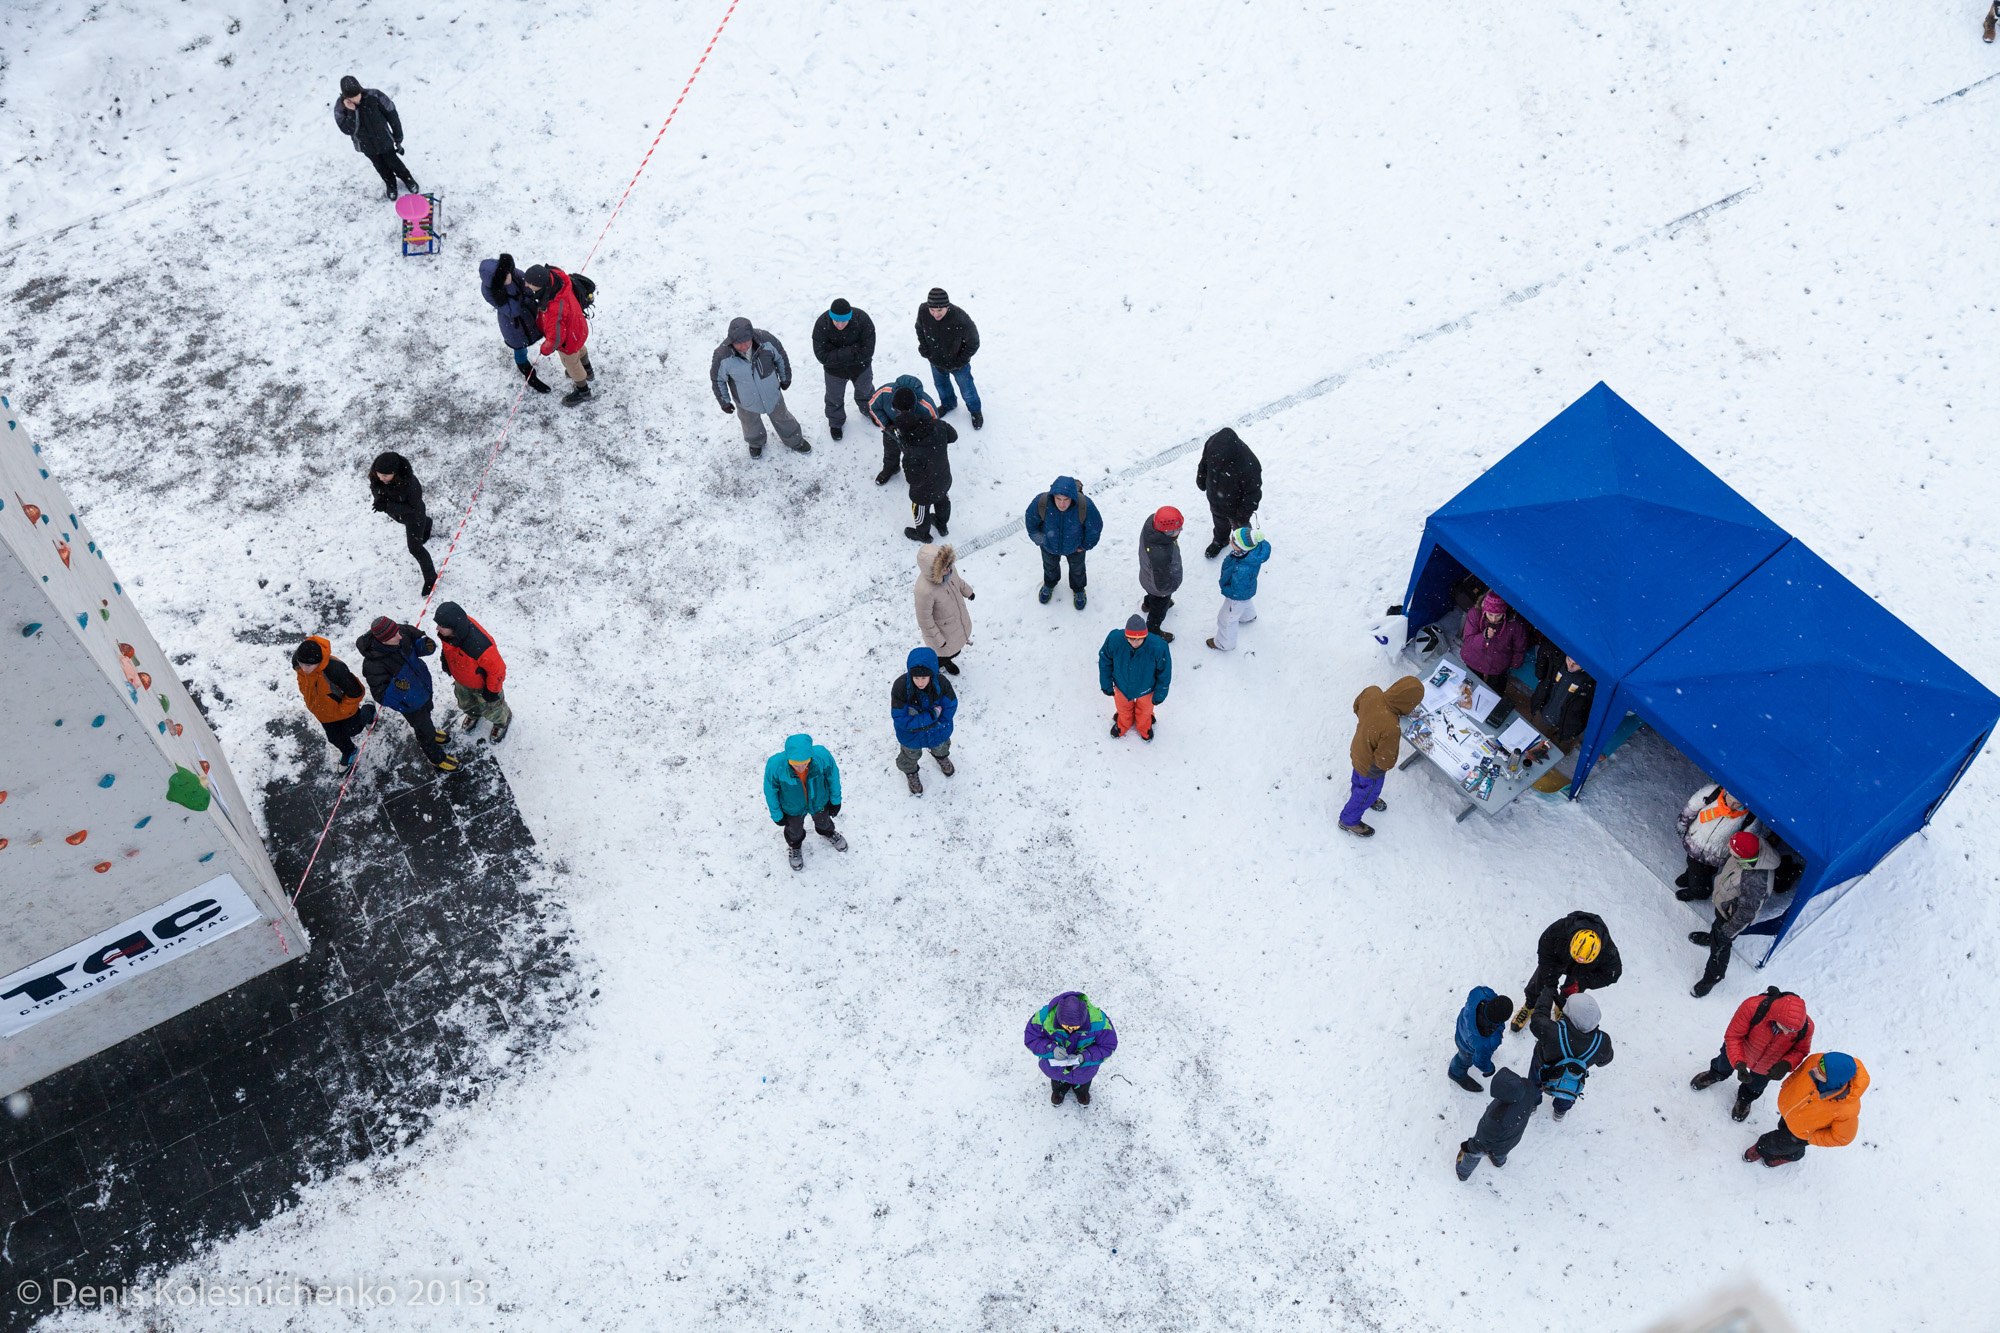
[1138,507,1184,640]
[1448,987,1515,1092]
[1455,1067,1541,1180]
[865,374,937,486]
[1194,427,1262,558]
[1024,476,1103,610]
[333,75,417,200]
[811,299,876,439]
[1688,831,1780,997]
[915,287,982,428]
[355,617,455,771]
[1526,991,1613,1121]
[1530,643,1594,749]
[480,254,550,393]
[368,451,436,596]
[891,646,958,795]
[1512,910,1622,1030]
[896,410,958,542]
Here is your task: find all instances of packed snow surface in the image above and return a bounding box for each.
[5,0,2000,1328]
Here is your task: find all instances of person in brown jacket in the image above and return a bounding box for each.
[1340,676,1424,837]
[913,543,974,675]
[293,636,377,768]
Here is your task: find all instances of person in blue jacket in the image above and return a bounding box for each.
[1024,476,1103,610]
[1449,987,1516,1092]
[1207,526,1271,652]
[763,733,847,871]
[480,254,550,394]
[892,647,957,795]
[355,617,455,772]
[1099,614,1172,741]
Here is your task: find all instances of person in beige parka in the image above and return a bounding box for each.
[914,543,975,675]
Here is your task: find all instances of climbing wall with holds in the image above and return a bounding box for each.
[0,395,305,1093]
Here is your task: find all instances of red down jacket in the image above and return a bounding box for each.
[536,268,590,356]
[1723,989,1814,1077]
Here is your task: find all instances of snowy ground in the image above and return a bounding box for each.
[6,0,2000,1327]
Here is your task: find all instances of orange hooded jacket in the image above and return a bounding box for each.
[1777,1056,1870,1148]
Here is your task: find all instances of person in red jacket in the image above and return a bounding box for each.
[434,601,512,742]
[521,263,594,406]
[1688,987,1813,1122]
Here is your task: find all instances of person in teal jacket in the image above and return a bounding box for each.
[762,732,848,870]
[1099,614,1172,740]
[1208,526,1270,652]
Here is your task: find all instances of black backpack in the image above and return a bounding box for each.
[570,272,598,315]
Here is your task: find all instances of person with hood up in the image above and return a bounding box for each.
[367,451,436,596]
[433,601,511,742]
[712,316,806,456]
[292,636,377,767]
[1024,476,1103,610]
[915,287,982,429]
[1692,987,1815,1122]
[1194,427,1262,559]
[333,75,417,199]
[1455,1068,1541,1181]
[1340,675,1423,837]
[519,263,595,406]
[762,733,846,871]
[1207,525,1271,652]
[1138,506,1184,641]
[1023,991,1118,1105]
[913,543,974,675]
[811,298,876,440]
[865,374,937,486]
[1688,830,1780,997]
[1449,986,1516,1093]
[1512,910,1623,1029]
[1099,615,1172,741]
[1460,591,1529,693]
[1673,782,1761,900]
[1527,991,1613,1121]
[1746,1052,1869,1167]
[1529,643,1594,750]
[896,409,957,542]
[355,617,456,772]
[891,647,958,795]
[480,254,550,394]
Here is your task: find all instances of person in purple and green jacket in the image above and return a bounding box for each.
[1023,991,1118,1106]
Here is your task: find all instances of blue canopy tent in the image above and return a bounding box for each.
[1603,541,1998,959]
[1400,382,1790,785]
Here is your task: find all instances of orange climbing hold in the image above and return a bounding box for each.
[93,861,111,873]
[65,829,88,845]
[0,838,9,851]
[0,789,8,804]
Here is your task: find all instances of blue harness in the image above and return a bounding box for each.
[1542,1025,1604,1100]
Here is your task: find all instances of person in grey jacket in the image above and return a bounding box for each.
[712,316,809,457]
[1689,830,1780,997]
[1138,506,1185,641]
[333,75,417,200]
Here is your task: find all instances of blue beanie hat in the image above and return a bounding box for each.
[1812,1052,1857,1092]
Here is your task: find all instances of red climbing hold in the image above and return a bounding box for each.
[65,829,88,845]
[93,861,111,873]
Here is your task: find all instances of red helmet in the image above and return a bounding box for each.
[1729,831,1761,860]
[1153,506,1184,534]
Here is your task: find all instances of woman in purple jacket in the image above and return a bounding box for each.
[1460,591,1528,693]
[1024,992,1118,1107]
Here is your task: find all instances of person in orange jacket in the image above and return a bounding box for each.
[1745,1051,1868,1167]
[292,636,377,767]
[434,601,512,742]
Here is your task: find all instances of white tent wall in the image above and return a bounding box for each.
[0,393,303,1093]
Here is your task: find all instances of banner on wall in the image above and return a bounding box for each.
[0,874,262,1037]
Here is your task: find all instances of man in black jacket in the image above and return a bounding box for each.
[896,410,957,542]
[368,452,436,596]
[1195,428,1261,558]
[1455,1067,1541,1180]
[1531,643,1595,750]
[333,75,418,200]
[811,299,876,440]
[915,287,983,429]
[1512,909,1622,1030]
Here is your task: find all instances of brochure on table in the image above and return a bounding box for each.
[1402,654,1563,806]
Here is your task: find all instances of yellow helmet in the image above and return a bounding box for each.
[1569,929,1602,964]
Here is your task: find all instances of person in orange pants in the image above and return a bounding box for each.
[1745,1052,1869,1167]
[1098,615,1172,741]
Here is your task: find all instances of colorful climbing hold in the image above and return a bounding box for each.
[165,767,211,812]
[0,839,8,852]
[97,774,115,789]
[75,613,88,630]
[93,862,111,874]
[0,790,7,804]
[156,722,167,734]
[198,851,215,863]
[157,694,169,712]
[134,816,151,829]
[68,513,77,529]
[20,623,39,636]
[65,830,88,845]
[113,582,122,595]
[91,714,105,727]
[168,721,184,737]
[53,718,63,727]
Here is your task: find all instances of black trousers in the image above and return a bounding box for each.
[1697,913,1737,989]
[1208,500,1247,549]
[1706,1046,1775,1106]
[1142,592,1174,631]
[1521,966,1571,1015]
[397,705,445,763]
[1679,857,1719,895]
[1049,1078,1092,1101]
[320,706,375,761]
[879,430,900,478]
[780,809,837,847]
[1755,1122,1809,1163]
[366,150,417,190]
[401,515,437,588]
[1041,549,1087,590]
[910,496,951,537]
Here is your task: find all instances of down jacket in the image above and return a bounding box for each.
[1023,992,1117,1086]
[1777,1057,1870,1148]
[1529,910,1624,994]
[1712,842,1781,939]
[891,647,958,749]
[914,544,974,657]
[1098,627,1172,703]
[898,413,956,504]
[1723,989,1815,1078]
[1138,513,1183,597]
[333,88,403,156]
[915,302,980,371]
[295,637,365,724]
[1024,477,1103,555]
[355,624,437,714]
[433,602,507,695]
[1218,537,1271,601]
[1348,677,1424,776]
[1678,785,1762,868]
[812,307,876,376]
[711,318,792,414]
[1466,1067,1541,1157]
[480,258,541,350]
[1460,605,1529,679]
[867,374,937,430]
[762,734,841,821]
[1195,428,1262,522]
[533,267,590,356]
[1454,985,1507,1077]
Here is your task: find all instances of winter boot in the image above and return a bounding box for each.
[404,177,420,194]
[1691,1069,1728,1091]
[1691,978,1720,999]
[1338,820,1375,838]
[1206,638,1221,650]
[488,722,509,743]
[935,755,956,777]
[340,749,360,769]
[831,424,843,441]
[1110,720,1124,738]
[784,436,813,454]
[1455,1147,1480,1182]
[940,656,960,675]
[1741,1145,1763,1164]
[1675,886,1713,902]
[788,844,805,871]
[434,756,460,773]
[907,770,923,796]
[1987,2,1997,41]
[1051,1082,1069,1105]
[422,574,437,597]
[749,443,764,459]
[933,513,949,536]
[1673,869,1692,888]
[1204,540,1225,559]
[904,526,932,542]
[1688,931,1713,946]
[1156,628,1174,642]
[970,411,984,430]
[1551,1101,1570,1122]
[1451,1071,1484,1093]
[823,830,849,852]
[1510,1004,1534,1033]
[1371,798,1388,812]
[874,467,897,486]
[1140,723,1155,742]
[1073,588,1087,611]
[1073,1083,1090,1105]
[1730,1087,1757,1122]
[460,712,482,732]
[1039,583,1056,605]
[433,728,450,745]
[562,382,592,407]
[518,363,552,394]
[384,183,399,201]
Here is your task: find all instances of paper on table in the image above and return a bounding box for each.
[1452,679,1500,721]
[1497,715,1542,752]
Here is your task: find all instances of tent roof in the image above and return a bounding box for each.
[1427,383,1789,677]
[1618,540,2000,864]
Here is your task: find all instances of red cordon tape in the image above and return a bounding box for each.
[287,0,742,907]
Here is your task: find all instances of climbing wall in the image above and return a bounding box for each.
[0,394,304,1092]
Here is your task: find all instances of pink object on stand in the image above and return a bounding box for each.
[394,193,433,223]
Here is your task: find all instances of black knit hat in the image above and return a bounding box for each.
[1478,995,1515,1029]
[829,298,852,316]
[926,287,949,306]
[292,639,324,667]
[522,264,550,289]
[891,386,916,412]
[339,75,363,97]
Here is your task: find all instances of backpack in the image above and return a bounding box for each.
[570,272,598,315]
[1540,1023,1604,1101]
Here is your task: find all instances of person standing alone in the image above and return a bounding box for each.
[368,451,436,597]
[811,299,876,440]
[916,288,982,429]
[333,75,417,200]
[712,317,808,457]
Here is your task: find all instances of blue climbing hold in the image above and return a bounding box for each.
[98,774,115,788]
[53,718,63,727]
[20,623,39,636]
[157,721,167,734]
[68,514,77,528]
[75,613,88,630]
[198,852,215,863]
[113,582,123,595]
[91,714,105,727]
[134,816,152,829]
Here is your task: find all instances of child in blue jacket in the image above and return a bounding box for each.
[1449,986,1515,1092]
[1206,526,1270,652]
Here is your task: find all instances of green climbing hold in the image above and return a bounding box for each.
[165,767,211,812]
[158,695,170,713]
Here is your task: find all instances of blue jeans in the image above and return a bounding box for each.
[930,363,981,414]
[1448,1048,1486,1081]
[1339,769,1384,826]
[513,346,530,368]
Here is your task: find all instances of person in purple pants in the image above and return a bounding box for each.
[1340,676,1423,837]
